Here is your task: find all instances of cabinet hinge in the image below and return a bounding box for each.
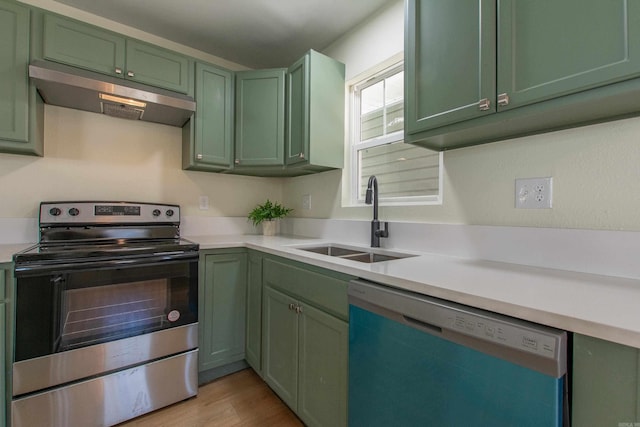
[478,98,491,111]
[497,93,510,107]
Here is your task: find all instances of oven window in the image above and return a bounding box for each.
[15,259,198,361]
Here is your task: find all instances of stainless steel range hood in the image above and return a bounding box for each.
[29,60,196,127]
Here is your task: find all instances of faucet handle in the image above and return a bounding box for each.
[376,222,389,238]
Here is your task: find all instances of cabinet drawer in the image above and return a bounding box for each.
[263,258,348,320]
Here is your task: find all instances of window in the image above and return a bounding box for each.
[349,62,442,205]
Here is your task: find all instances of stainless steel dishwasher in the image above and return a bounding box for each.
[348,279,569,427]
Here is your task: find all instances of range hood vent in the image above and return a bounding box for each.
[29,60,196,127]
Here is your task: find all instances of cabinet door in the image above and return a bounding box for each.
[234,69,286,167]
[0,268,5,427]
[286,54,309,165]
[192,63,233,169]
[199,253,247,372]
[262,286,298,410]
[405,0,496,133]
[245,251,263,373]
[125,39,190,93]
[0,1,29,143]
[498,0,640,111]
[298,303,348,427]
[573,334,640,426]
[43,14,126,77]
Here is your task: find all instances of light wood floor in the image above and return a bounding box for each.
[118,369,303,427]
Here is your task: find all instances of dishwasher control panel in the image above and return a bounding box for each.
[448,312,559,359]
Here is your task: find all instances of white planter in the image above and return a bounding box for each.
[262,220,277,236]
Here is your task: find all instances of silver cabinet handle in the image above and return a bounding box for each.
[115,67,123,75]
[295,305,303,314]
[235,159,240,165]
[478,98,490,111]
[497,93,510,107]
[127,71,135,78]
[298,153,305,159]
[196,154,203,160]
[288,303,295,311]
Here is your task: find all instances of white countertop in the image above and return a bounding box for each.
[189,234,640,349]
[3,234,640,349]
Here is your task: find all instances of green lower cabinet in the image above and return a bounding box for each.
[263,286,347,427]
[1,267,5,427]
[573,333,640,426]
[263,286,299,408]
[245,251,263,374]
[261,256,350,427]
[297,302,348,427]
[198,251,247,373]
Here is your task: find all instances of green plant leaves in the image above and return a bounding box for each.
[247,199,293,226]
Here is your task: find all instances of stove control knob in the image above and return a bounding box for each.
[49,207,62,216]
[68,208,80,216]
[152,209,161,217]
[166,209,174,217]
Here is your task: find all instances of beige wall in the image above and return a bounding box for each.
[282,0,640,231]
[0,106,283,218]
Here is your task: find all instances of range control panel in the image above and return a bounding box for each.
[40,201,180,224]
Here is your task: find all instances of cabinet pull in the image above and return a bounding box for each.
[298,153,305,159]
[295,305,303,314]
[478,98,491,111]
[289,303,295,311]
[235,159,240,165]
[115,67,123,75]
[196,154,203,160]
[127,70,135,78]
[497,93,510,107]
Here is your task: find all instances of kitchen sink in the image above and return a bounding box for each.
[293,244,416,264]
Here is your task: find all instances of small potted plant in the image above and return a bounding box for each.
[247,199,293,236]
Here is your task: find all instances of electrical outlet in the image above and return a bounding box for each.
[302,194,311,210]
[515,177,552,209]
[199,196,209,210]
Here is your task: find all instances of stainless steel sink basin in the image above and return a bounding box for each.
[294,244,416,264]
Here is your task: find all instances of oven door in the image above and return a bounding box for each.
[13,254,198,397]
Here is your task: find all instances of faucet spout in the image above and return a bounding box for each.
[365,175,388,247]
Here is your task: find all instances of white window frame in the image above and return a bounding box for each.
[347,61,443,207]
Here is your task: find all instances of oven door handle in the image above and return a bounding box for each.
[14,252,199,276]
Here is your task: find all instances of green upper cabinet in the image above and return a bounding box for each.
[573,334,640,426]
[124,39,190,93]
[286,50,345,173]
[42,14,191,94]
[234,69,286,168]
[182,62,234,171]
[405,0,640,150]
[497,0,640,111]
[405,0,496,133]
[43,14,125,77]
[0,0,43,156]
[198,251,247,373]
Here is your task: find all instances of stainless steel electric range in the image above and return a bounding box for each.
[11,201,199,427]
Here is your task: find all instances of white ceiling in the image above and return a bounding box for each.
[52,0,397,69]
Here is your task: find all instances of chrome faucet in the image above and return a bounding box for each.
[365,175,389,248]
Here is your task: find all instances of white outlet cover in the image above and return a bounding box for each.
[302,194,311,210]
[515,177,552,209]
[199,196,209,210]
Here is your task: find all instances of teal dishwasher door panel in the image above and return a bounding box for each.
[348,305,563,427]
